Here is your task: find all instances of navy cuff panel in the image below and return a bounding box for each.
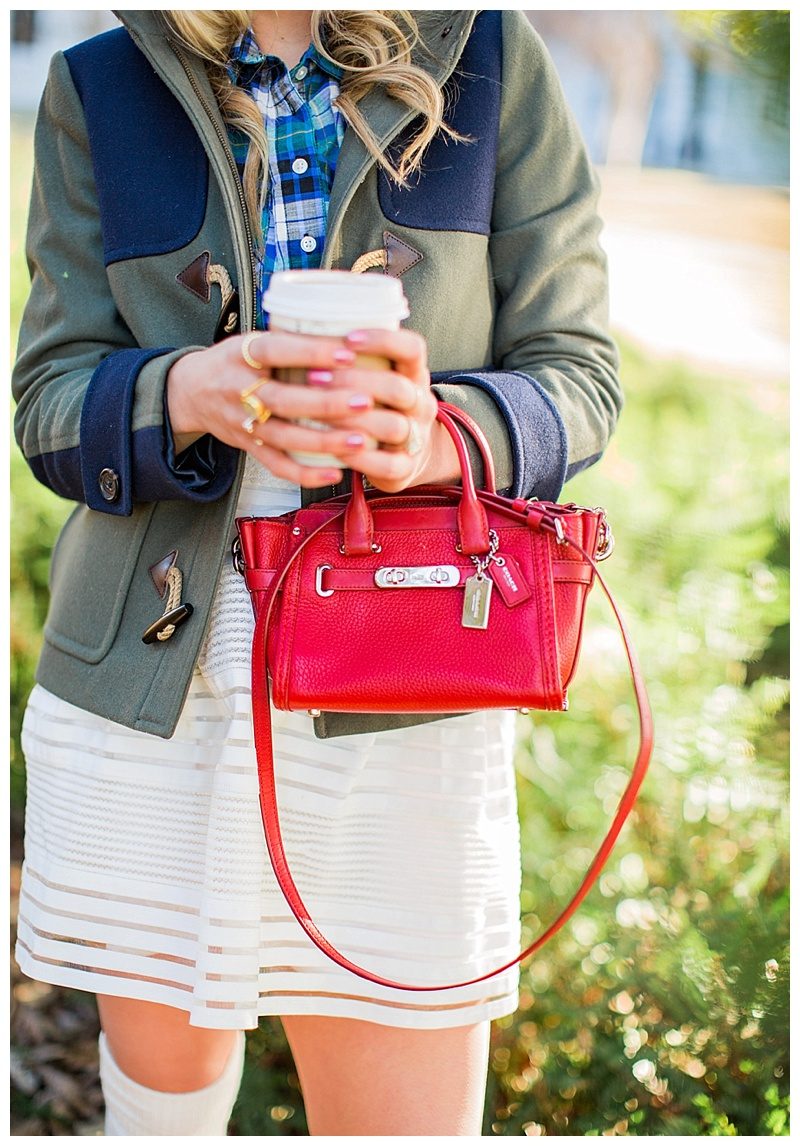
[566,450,603,484]
[133,425,239,504]
[431,370,568,502]
[79,347,170,515]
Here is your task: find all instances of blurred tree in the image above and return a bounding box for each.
[678,10,789,121]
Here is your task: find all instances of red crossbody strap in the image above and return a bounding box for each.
[250,510,654,993]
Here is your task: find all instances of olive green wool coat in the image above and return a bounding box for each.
[13,10,621,738]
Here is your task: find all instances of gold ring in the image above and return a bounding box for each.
[241,412,271,435]
[241,332,263,370]
[240,376,268,400]
[240,392,272,425]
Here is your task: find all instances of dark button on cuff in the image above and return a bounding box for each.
[99,467,120,502]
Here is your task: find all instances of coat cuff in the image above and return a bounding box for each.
[161,387,228,493]
[79,347,238,514]
[431,370,568,501]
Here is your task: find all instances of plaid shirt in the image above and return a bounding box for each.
[227,29,346,328]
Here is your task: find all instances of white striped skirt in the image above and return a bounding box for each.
[15,463,522,1030]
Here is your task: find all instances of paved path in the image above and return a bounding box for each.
[596,167,789,384]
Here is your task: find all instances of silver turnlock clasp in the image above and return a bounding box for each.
[374,565,460,588]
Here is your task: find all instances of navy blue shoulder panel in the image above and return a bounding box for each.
[65,28,208,266]
[378,10,502,235]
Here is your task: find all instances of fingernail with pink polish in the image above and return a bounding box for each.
[347,394,371,410]
[322,469,343,482]
[307,369,334,386]
[333,349,356,364]
[345,330,368,345]
[346,434,365,448]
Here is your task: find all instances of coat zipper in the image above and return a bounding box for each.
[174,45,258,329]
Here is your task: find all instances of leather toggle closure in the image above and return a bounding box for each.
[142,603,194,645]
[176,251,240,341]
[350,232,423,279]
[143,550,193,644]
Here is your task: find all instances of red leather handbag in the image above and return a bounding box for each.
[235,402,653,991]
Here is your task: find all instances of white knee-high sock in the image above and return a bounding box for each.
[99,1028,246,1136]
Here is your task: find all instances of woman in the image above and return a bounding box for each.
[13,9,621,1136]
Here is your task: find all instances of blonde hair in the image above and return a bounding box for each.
[162,10,462,247]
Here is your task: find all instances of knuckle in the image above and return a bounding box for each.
[405,383,420,410]
[388,415,409,444]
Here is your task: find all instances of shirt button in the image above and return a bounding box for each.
[292,157,309,175]
[295,65,308,80]
[99,467,120,502]
[300,235,317,253]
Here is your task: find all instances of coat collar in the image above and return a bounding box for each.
[112,11,477,306]
[325,12,477,256]
[113,10,477,215]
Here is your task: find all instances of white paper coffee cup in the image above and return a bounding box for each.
[263,270,409,467]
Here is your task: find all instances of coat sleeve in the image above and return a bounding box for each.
[432,10,621,501]
[12,51,238,516]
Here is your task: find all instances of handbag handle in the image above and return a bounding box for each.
[433,402,497,493]
[343,403,493,557]
[249,501,654,993]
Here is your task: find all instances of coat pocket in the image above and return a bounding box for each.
[44,503,155,664]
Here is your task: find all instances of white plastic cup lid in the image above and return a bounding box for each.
[263,269,409,331]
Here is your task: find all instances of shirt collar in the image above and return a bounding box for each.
[228,28,343,86]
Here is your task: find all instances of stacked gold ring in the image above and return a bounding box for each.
[239,334,273,434]
[240,377,272,434]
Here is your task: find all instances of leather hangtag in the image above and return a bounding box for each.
[149,550,178,599]
[489,555,532,607]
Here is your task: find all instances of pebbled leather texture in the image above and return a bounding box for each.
[236,403,654,991]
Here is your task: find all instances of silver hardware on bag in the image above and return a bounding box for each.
[232,536,245,577]
[375,565,460,588]
[315,565,334,597]
[596,515,615,561]
[461,530,499,629]
[339,542,382,555]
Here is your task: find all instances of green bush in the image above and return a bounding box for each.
[483,344,789,1136]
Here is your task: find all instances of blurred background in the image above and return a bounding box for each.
[10,9,789,1137]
